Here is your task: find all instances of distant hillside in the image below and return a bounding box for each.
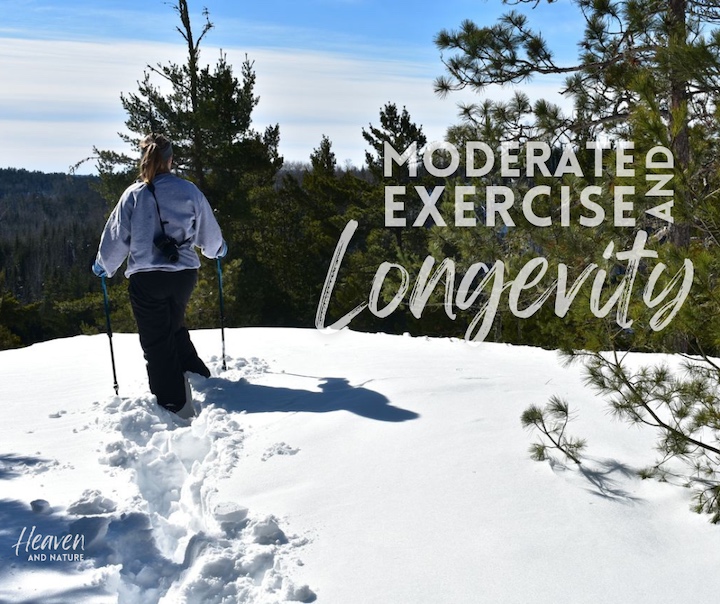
[0,168,110,302]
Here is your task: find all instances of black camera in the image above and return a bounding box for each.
[154,234,180,263]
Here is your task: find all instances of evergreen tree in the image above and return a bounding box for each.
[321,104,445,335]
[88,0,283,328]
[576,348,720,522]
[434,0,720,247]
[253,135,368,325]
[430,0,720,351]
[362,103,427,183]
[435,1,720,520]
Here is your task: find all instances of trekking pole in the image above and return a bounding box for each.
[101,275,119,395]
[217,258,227,371]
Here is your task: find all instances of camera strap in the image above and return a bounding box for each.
[146,182,170,239]
[146,181,190,245]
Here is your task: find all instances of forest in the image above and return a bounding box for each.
[0,169,107,347]
[3,0,720,360]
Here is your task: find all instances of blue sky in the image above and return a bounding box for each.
[0,0,582,173]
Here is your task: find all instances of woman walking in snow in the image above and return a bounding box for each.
[93,133,226,417]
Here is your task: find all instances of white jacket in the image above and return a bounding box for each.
[95,173,225,278]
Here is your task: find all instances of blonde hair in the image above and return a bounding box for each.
[139,134,173,183]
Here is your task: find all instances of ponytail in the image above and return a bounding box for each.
[139,134,173,184]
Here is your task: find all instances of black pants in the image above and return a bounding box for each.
[129,269,208,410]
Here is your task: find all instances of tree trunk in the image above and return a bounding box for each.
[177,0,206,191]
[668,0,690,248]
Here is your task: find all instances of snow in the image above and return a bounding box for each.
[0,327,719,603]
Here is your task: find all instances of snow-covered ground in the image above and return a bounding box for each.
[1,327,719,603]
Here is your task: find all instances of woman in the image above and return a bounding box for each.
[93,133,226,417]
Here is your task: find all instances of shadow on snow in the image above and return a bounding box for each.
[193,374,420,422]
[550,456,643,504]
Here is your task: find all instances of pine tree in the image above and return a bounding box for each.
[252,136,370,325]
[103,1,282,221]
[322,104,444,335]
[434,0,720,247]
[430,0,720,350]
[362,103,427,183]
[86,0,283,327]
[575,348,720,522]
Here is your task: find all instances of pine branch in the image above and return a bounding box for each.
[521,397,586,464]
[586,351,720,457]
